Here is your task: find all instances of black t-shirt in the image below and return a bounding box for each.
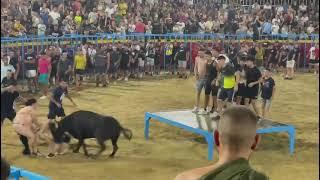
[248,48,257,57]
[175,48,187,61]
[51,55,60,72]
[207,62,218,82]
[58,59,73,74]
[49,86,68,106]
[9,56,19,70]
[121,50,130,62]
[261,77,275,99]
[288,48,298,60]
[246,66,262,87]
[25,53,37,70]
[269,48,278,60]
[1,91,19,113]
[95,52,107,67]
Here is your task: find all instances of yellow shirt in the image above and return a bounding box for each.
[223,76,236,89]
[165,44,173,56]
[74,16,82,25]
[118,2,128,16]
[74,54,86,70]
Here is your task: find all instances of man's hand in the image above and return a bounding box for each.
[248,82,255,87]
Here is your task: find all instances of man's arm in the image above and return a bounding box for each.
[14,59,20,80]
[66,92,76,106]
[194,58,198,79]
[271,85,276,100]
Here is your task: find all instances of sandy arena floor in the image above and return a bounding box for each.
[1,74,319,180]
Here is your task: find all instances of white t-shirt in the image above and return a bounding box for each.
[309,47,316,59]
[37,24,46,36]
[307,26,314,34]
[198,22,206,33]
[49,11,60,25]
[301,16,309,24]
[264,5,272,10]
[272,24,280,34]
[105,6,115,17]
[299,5,307,12]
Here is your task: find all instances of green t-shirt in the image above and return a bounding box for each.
[199,158,269,180]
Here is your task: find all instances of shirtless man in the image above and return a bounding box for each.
[13,99,42,156]
[235,53,247,105]
[192,49,209,113]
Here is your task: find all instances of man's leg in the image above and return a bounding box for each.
[19,135,31,155]
[251,99,260,116]
[261,99,266,118]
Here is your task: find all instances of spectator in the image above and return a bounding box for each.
[262,19,272,35]
[135,19,145,33]
[175,106,268,180]
[1,56,15,82]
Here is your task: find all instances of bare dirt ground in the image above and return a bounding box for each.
[1,73,319,180]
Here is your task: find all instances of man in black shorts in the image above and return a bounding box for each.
[244,55,262,117]
[235,53,247,105]
[267,44,279,70]
[1,80,30,155]
[119,45,131,81]
[94,47,108,87]
[44,80,76,157]
[204,51,219,114]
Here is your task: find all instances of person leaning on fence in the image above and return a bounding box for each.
[175,106,268,180]
[1,157,10,180]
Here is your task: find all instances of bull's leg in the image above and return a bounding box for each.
[109,137,119,158]
[73,139,83,153]
[93,138,106,158]
[82,142,89,157]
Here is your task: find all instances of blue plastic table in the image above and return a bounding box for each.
[144,110,295,160]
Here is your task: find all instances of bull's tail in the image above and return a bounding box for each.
[121,127,133,141]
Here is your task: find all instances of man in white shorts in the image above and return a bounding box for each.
[308,44,319,75]
[175,44,188,79]
[24,51,38,93]
[285,44,298,80]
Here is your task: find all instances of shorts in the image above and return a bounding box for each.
[309,59,319,65]
[262,98,272,107]
[120,60,129,70]
[26,70,37,78]
[178,60,187,69]
[218,88,234,102]
[245,85,259,99]
[38,73,49,84]
[205,82,219,96]
[138,59,145,67]
[1,111,16,123]
[48,104,66,119]
[236,83,247,97]
[165,55,172,65]
[75,69,85,76]
[195,78,207,92]
[95,66,107,74]
[286,60,295,68]
[146,57,155,66]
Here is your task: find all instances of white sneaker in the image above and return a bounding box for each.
[39,96,47,100]
[205,108,211,114]
[192,106,199,113]
[124,77,128,81]
[212,111,219,118]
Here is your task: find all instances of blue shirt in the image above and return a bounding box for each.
[262,22,272,34]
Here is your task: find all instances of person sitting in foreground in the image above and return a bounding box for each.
[1,157,10,180]
[175,106,268,180]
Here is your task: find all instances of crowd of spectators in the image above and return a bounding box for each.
[1,0,319,38]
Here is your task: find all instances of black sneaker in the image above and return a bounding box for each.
[46,153,55,158]
[22,149,31,155]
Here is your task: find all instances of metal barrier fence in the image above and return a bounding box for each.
[10,166,49,180]
[1,33,319,80]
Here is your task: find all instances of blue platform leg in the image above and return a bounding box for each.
[288,126,295,154]
[144,115,151,140]
[204,133,214,161]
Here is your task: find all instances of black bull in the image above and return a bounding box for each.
[50,110,133,158]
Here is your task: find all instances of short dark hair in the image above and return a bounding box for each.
[25,98,37,106]
[246,55,256,62]
[205,50,212,56]
[1,157,10,180]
